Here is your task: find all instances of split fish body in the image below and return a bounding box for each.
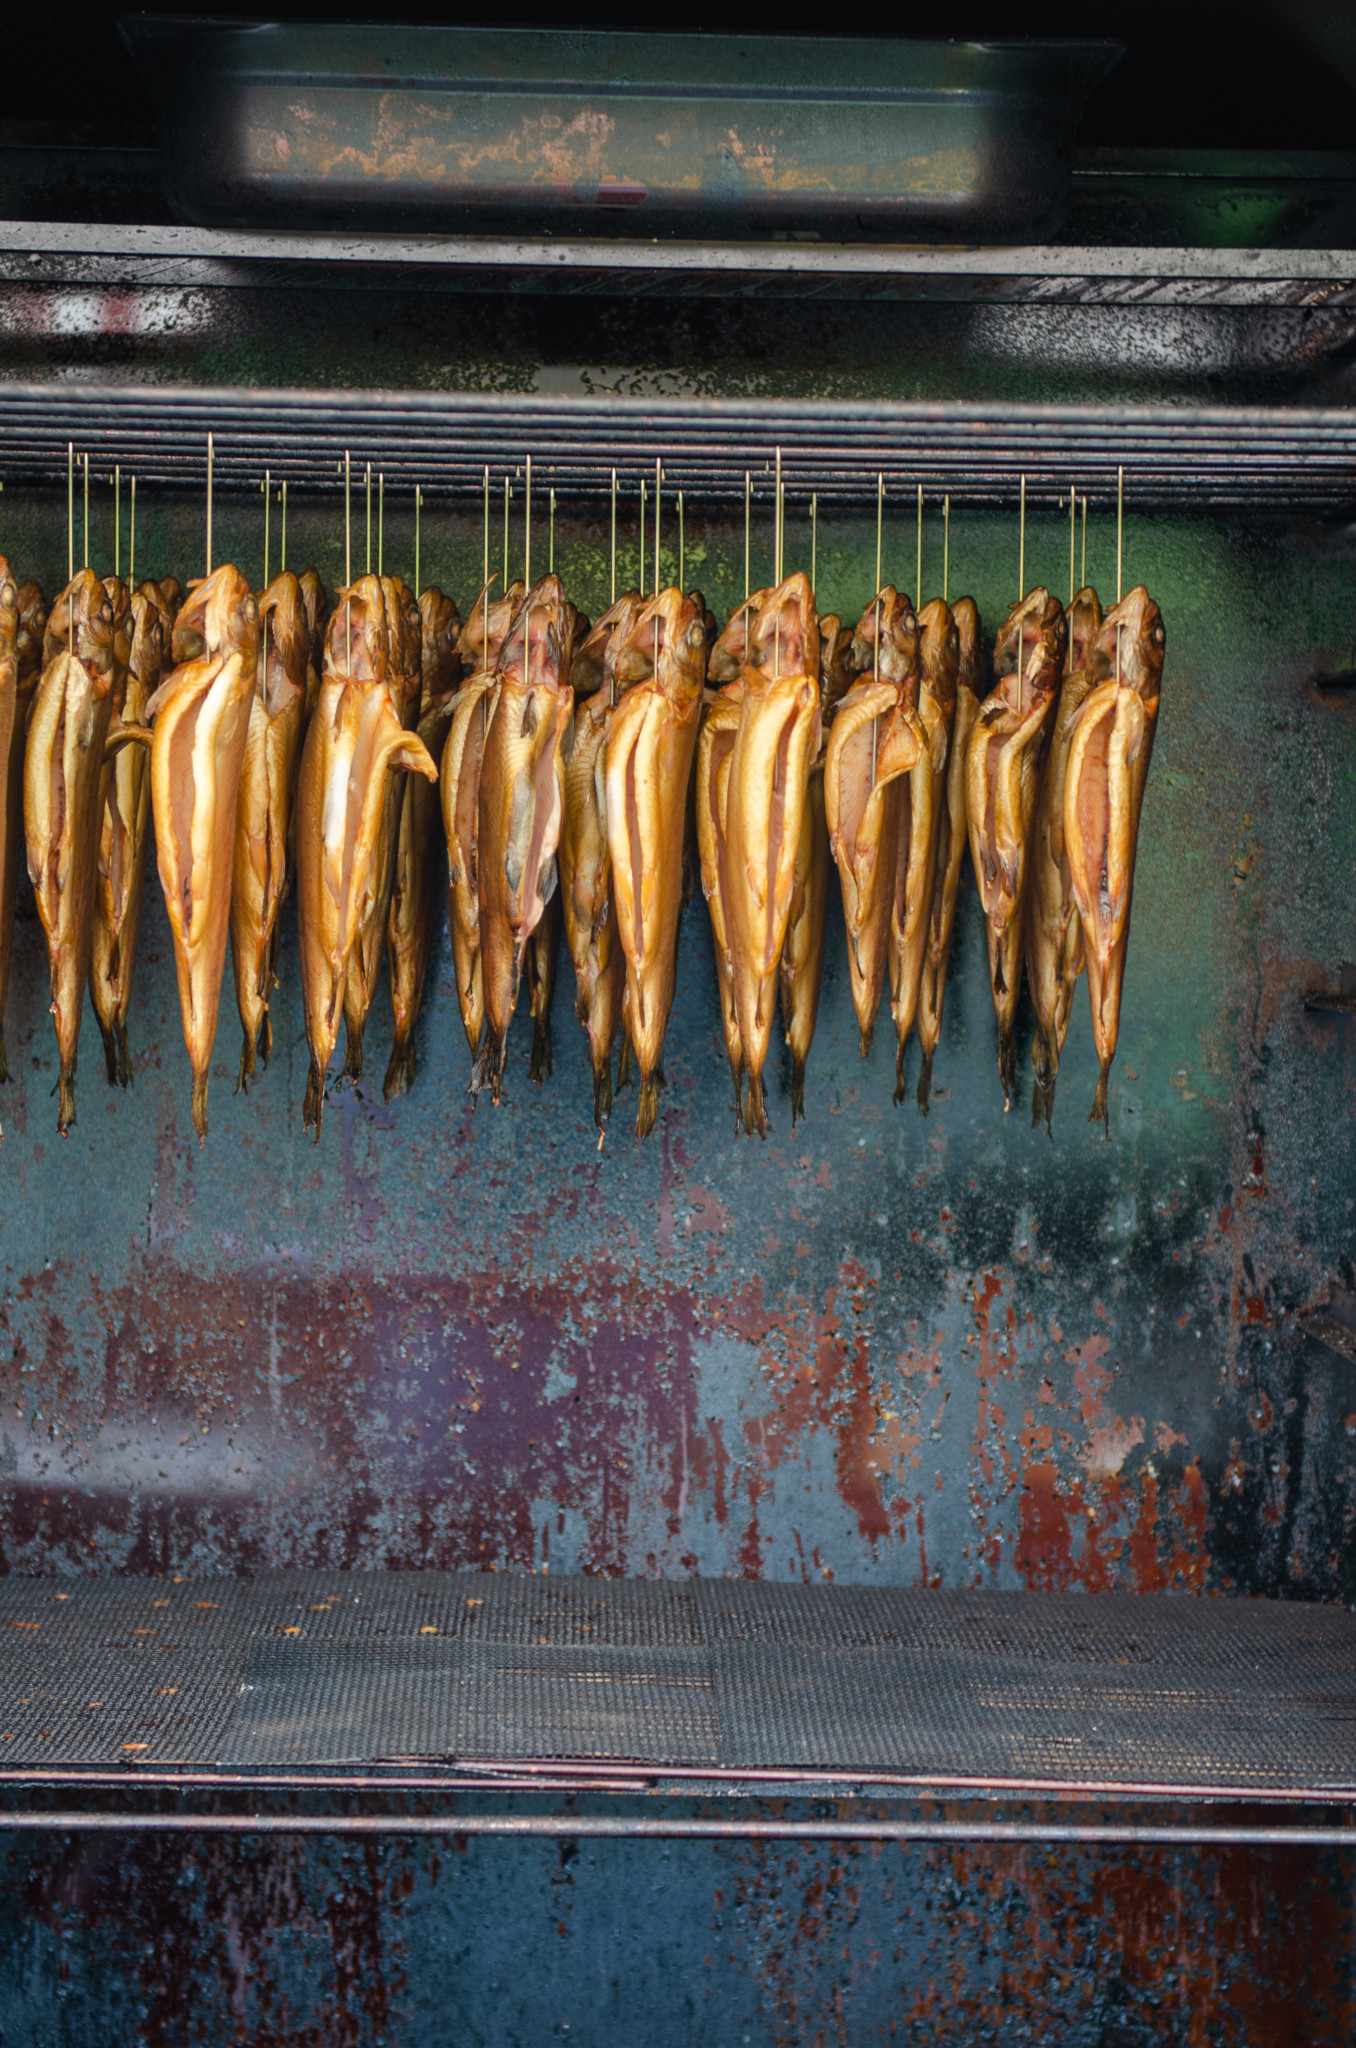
[524,604,591,1088]
[145,564,260,1141]
[915,596,982,1112]
[887,598,959,1103]
[1063,586,1165,1131]
[474,576,572,1104]
[696,684,744,1119]
[824,589,926,1059]
[341,577,423,1080]
[560,592,642,1131]
[24,570,119,1133]
[0,562,21,1090]
[383,584,464,1101]
[229,570,309,1089]
[605,586,708,1138]
[965,586,1067,1108]
[724,573,822,1137]
[1026,586,1104,1132]
[295,574,437,1136]
[91,583,165,1087]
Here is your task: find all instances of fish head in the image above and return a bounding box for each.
[258,570,310,709]
[157,576,184,624]
[44,568,115,676]
[851,587,917,690]
[615,587,708,703]
[917,598,959,708]
[570,590,641,699]
[497,574,569,693]
[418,585,464,712]
[752,572,820,681]
[1089,585,1165,698]
[817,614,856,723]
[1065,587,1104,676]
[103,576,133,670]
[708,589,771,683]
[127,588,166,690]
[951,597,982,696]
[994,587,1065,712]
[298,569,327,654]
[457,577,498,673]
[0,558,17,656]
[325,573,389,685]
[15,583,46,687]
[174,563,258,667]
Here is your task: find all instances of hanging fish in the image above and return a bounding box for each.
[887,598,959,1103]
[295,574,438,1137]
[342,575,423,1081]
[560,592,641,1131]
[474,575,573,1103]
[439,578,524,1070]
[383,584,463,1099]
[965,586,1067,1108]
[139,566,259,1140]
[523,603,590,1089]
[696,681,745,1121]
[90,583,165,1087]
[229,570,310,1088]
[605,586,708,1137]
[157,577,184,626]
[1063,586,1165,1132]
[1026,586,1104,1133]
[298,568,326,719]
[824,588,926,1058]
[707,590,771,686]
[23,569,120,1134]
[776,610,848,1125]
[0,579,45,1088]
[723,573,821,1138]
[915,596,983,1113]
[0,563,20,1092]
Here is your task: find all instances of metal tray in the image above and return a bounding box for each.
[118,18,1120,242]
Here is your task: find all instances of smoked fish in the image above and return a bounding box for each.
[1026,586,1103,1133]
[606,586,708,1137]
[0,580,45,1088]
[296,574,437,1136]
[1063,586,1165,1132]
[887,598,959,1103]
[144,565,259,1140]
[24,569,120,1134]
[776,609,851,1123]
[474,576,572,1103]
[724,573,821,1137]
[695,682,744,1118]
[561,592,641,1131]
[91,582,165,1086]
[965,586,1067,1108]
[915,596,982,1113]
[0,562,21,1088]
[824,589,926,1058]
[229,570,309,1088]
[383,584,463,1099]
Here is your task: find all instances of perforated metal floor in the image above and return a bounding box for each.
[0,1571,1351,1793]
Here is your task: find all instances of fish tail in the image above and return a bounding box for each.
[191,1070,210,1145]
[237,1026,256,1094]
[1030,1026,1058,1095]
[529,1012,553,1089]
[56,1057,77,1136]
[1090,1062,1111,1136]
[258,1011,273,1070]
[892,1035,908,1108]
[742,1069,769,1140]
[858,1022,874,1061]
[471,1029,507,1105]
[998,1029,1017,1111]
[915,1051,933,1116]
[615,1036,634,1093]
[636,1071,660,1140]
[98,1019,120,1089]
[303,1059,325,1139]
[116,1022,133,1091]
[592,1053,613,1133]
[384,1033,416,1102]
[730,1062,744,1131]
[1031,1074,1055,1138]
[340,1018,364,1083]
[790,1055,806,1126]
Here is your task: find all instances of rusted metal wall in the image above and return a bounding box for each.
[0,278,1352,2039]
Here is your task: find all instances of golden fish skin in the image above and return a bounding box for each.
[1064,586,1165,1132]
[695,687,744,1121]
[708,590,771,685]
[296,575,437,1137]
[1026,587,1104,1133]
[888,598,959,1103]
[341,576,423,1081]
[91,584,165,1087]
[382,585,464,1101]
[0,581,46,1089]
[229,571,308,1090]
[965,587,1067,1109]
[606,587,708,1138]
[725,574,822,1137]
[24,570,119,1134]
[298,569,327,722]
[144,566,259,1142]
[440,671,496,1064]
[474,576,572,1105]
[824,590,925,1058]
[916,596,982,1113]
[779,761,828,1125]
[560,592,642,1132]
[0,562,21,1092]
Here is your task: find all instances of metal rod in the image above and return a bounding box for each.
[82,452,89,570]
[1018,471,1025,600]
[610,468,617,605]
[1117,463,1125,601]
[502,477,510,591]
[280,480,287,574]
[943,494,950,604]
[262,468,270,587]
[378,470,384,577]
[677,489,684,594]
[113,464,120,579]
[639,479,646,599]
[1069,484,1076,601]
[0,1812,1349,1846]
[205,433,213,576]
[365,461,371,575]
[653,457,661,596]
[66,442,73,585]
[344,451,351,586]
[774,445,782,584]
[525,451,531,589]
[549,486,555,575]
[414,483,421,593]
[1081,493,1087,590]
[916,481,922,605]
[129,476,136,586]
[743,471,751,602]
[871,472,883,781]
[483,466,490,597]
[810,492,817,593]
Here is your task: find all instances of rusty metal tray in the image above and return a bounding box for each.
[117,18,1119,241]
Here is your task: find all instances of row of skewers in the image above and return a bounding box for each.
[0,511,1163,1145]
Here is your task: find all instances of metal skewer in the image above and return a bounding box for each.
[525,453,532,589]
[262,468,270,588]
[610,468,617,607]
[810,492,817,595]
[639,478,647,599]
[1081,494,1088,591]
[414,484,422,593]
[943,494,950,605]
[1116,464,1124,603]
[916,481,923,606]
[774,445,782,584]
[872,471,883,782]
[502,477,511,593]
[205,433,213,578]
[378,471,384,578]
[677,490,685,594]
[280,480,287,574]
[129,476,136,587]
[113,465,120,580]
[482,467,490,599]
[1068,484,1076,603]
[82,452,89,572]
[549,487,555,575]
[653,458,661,598]
[364,462,371,576]
[66,443,73,586]
[743,470,751,664]
[1017,472,1025,602]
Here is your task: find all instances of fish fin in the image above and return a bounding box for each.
[384,1035,416,1102]
[258,1011,272,1070]
[471,1028,507,1105]
[99,1019,119,1089]
[529,1010,553,1088]
[915,1051,933,1116]
[592,1053,613,1133]
[303,1060,325,1138]
[237,1028,255,1094]
[191,1071,209,1145]
[341,1017,364,1083]
[742,1069,769,1140]
[1032,1073,1055,1137]
[1090,1063,1111,1136]
[615,1035,634,1094]
[858,1022,874,1061]
[790,1055,806,1126]
[998,1028,1016,1111]
[892,1036,908,1107]
[636,1071,660,1140]
[57,1058,77,1136]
